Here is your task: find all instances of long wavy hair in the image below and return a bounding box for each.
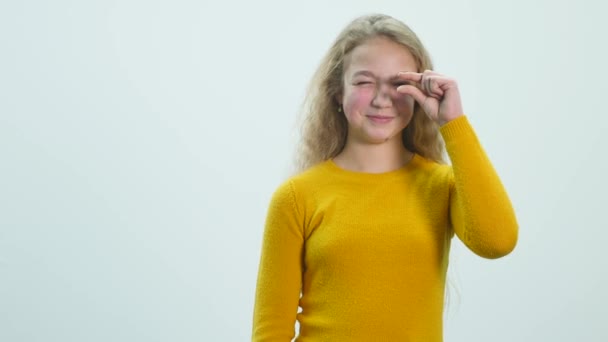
[294,14,446,173]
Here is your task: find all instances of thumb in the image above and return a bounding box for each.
[397,84,428,107]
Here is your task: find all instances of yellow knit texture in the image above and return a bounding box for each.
[252,116,518,341]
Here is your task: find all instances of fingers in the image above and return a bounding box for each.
[424,77,443,99]
[395,84,428,108]
[397,70,444,99]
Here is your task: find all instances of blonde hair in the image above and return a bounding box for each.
[295,14,446,173]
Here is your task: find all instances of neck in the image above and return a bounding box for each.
[333,137,414,174]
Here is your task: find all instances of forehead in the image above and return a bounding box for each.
[344,36,418,76]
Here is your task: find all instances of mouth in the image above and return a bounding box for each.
[367,115,394,123]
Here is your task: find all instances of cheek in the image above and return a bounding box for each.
[343,88,374,113]
[395,94,416,112]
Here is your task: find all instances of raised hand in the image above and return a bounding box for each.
[396,70,464,126]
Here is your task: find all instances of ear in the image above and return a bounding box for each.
[334,93,343,107]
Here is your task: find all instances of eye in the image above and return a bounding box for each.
[354,80,373,86]
[393,81,410,88]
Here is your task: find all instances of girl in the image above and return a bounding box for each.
[252,13,518,342]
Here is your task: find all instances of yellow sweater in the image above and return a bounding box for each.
[252,116,518,341]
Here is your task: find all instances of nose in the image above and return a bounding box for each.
[371,82,394,108]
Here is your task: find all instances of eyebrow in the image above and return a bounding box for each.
[351,70,405,81]
[352,70,375,78]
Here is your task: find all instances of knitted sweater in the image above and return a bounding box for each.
[252,116,518,341]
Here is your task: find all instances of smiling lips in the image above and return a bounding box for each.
[367,115,394,123]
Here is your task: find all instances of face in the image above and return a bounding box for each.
[339,36,418,144]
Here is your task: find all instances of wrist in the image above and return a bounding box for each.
[439,113,464,126]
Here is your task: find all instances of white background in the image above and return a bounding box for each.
[1,0,606,341]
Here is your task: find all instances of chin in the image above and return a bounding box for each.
[365,132,398,144]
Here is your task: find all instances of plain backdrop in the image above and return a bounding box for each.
[1,0,607,341]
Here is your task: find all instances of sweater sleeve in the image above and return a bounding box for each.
[440,115,518,259]
[252,180,304,341]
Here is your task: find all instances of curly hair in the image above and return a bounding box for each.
[294,14,446,173]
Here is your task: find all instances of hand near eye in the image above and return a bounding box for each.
[396,70,464,126]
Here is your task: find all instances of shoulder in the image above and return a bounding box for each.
[282,160,334,192]
[268,161,331,206]
[412,154,453,178]
[410,154,455,190]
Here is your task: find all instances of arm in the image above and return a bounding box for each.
[396,73,517,257]
[441,116,519,258]
[252,180,304,341]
